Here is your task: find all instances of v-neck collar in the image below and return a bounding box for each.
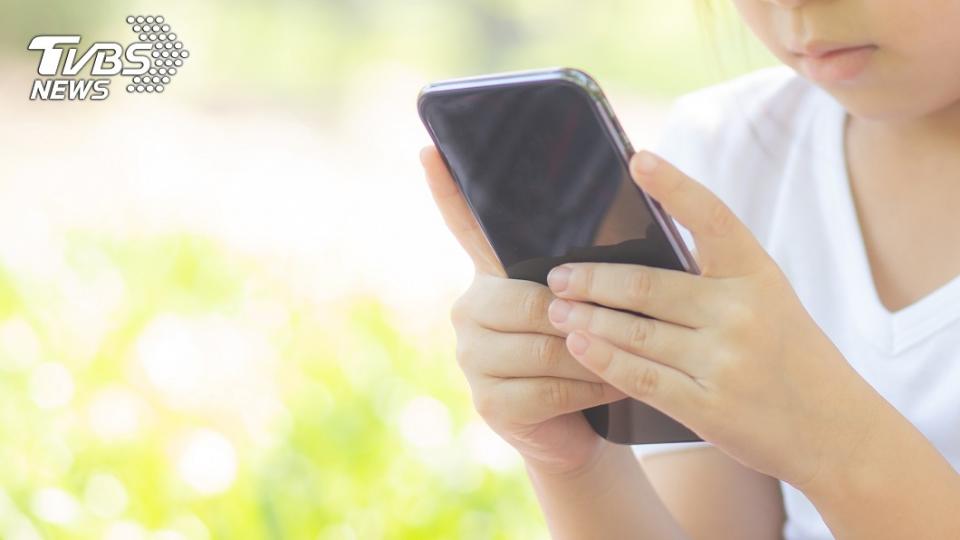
[816,91,960,356]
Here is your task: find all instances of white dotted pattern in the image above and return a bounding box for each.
[125,15,187,94]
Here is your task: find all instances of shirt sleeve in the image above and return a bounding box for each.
[632,440,713,459]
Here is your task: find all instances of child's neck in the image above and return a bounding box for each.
[842,96,960,312]
[848,97,960,161]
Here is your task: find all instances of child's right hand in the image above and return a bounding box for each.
[420,146,626,475]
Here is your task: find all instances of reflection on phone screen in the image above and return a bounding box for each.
[422,83,683,286]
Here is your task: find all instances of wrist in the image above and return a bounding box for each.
[795,394,960,538]
[792,385,888,501]
[523,439,688,540]
[523,439,630,481]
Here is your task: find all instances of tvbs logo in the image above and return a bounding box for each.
[28,15,189,101]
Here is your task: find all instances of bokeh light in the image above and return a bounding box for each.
[174,429,237,496]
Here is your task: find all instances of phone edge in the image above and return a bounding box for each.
[418,67,700,277]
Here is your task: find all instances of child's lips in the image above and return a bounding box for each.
[789,40,875,58]
[789,43,878,84]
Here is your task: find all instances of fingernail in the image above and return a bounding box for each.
[547,266,571,292]
[632,150,659,175]
[567,331,590,355]
[548,298,572,324]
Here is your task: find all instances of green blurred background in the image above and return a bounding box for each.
[0,1,774,538]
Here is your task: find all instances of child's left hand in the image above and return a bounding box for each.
[545,150,886,492]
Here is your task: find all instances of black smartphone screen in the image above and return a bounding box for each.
[420,81,687,283]
[419,74,700,444]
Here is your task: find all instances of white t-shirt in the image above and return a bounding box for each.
[631,65,960,540]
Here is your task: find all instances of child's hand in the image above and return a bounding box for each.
[545,150,886,491]
[420,146,627,477]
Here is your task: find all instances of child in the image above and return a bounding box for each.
[420,1,960,538]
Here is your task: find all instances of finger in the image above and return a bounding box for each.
[459,325,606,383]
[630,150,767,277]
[485,376,626,425]
[547,299,705,377]
[420,145,505,277]
[564,330,704,423]
[464,274,567,337]
[547,261,720,328]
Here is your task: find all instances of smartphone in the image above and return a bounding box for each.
[417,67,701,445]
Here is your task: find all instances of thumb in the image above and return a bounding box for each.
[420,146,505,277]
[630,150,767,277]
